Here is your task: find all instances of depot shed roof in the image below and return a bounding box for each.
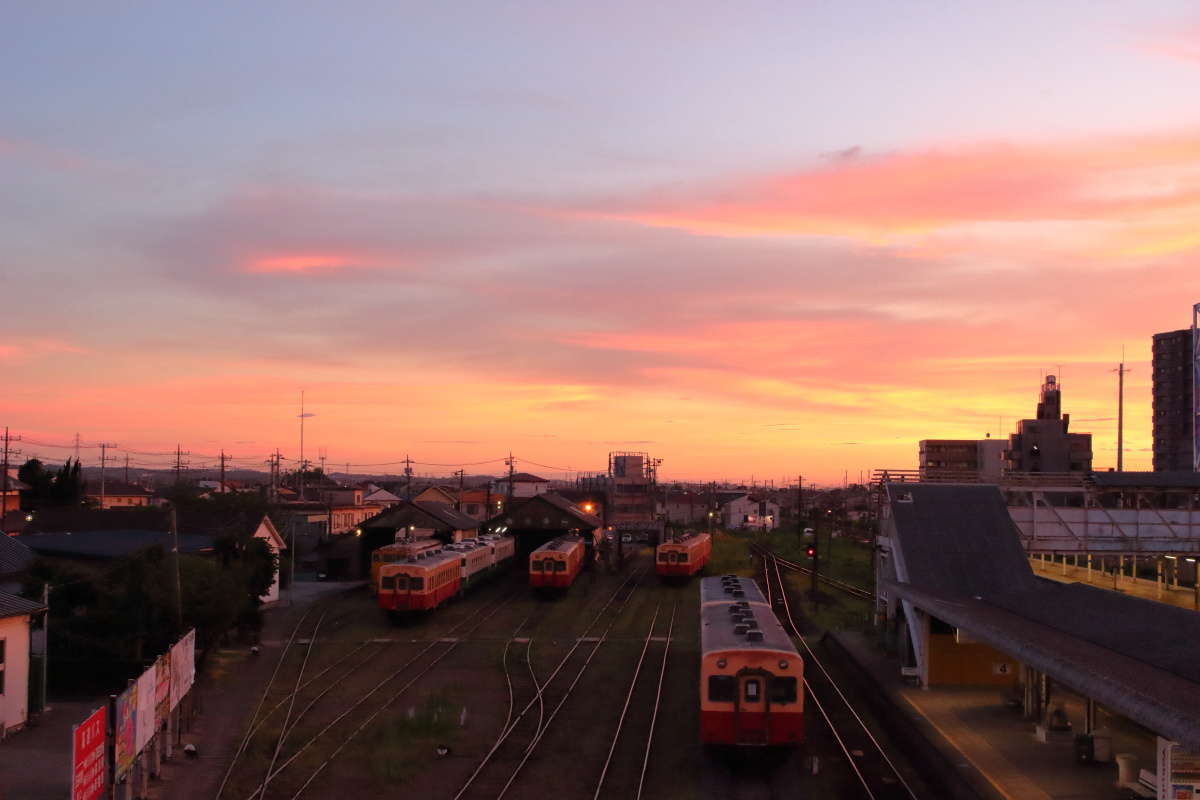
[885,482,1200,749]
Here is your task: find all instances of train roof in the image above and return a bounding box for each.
[700,577,798,656]
[700,575,766,605]
[658,532,711,549]
[380,550,461,570]
[532,535,583,553]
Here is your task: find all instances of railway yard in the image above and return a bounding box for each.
[200,535,941,800]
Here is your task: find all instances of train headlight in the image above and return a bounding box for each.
[779,660,789,669]
[716,658,727,669]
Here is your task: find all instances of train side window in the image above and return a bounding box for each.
[410,577,424,590]
[381,575,395,590]
[745,680,760,701]
[555,561,566,572]
[770,677,797,703]
[708,675,735,702]
[678,553,688,563]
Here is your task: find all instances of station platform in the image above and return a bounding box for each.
[830,631,1157,800]
[1030,556,1199,613]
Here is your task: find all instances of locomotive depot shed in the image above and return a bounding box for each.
[485,492,603,557]
[878,482,1200,752]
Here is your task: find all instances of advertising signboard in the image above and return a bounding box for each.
[155,652,171,728]
[71,706,106,800]
[114,684,137,777]
[170,629,195,710]
[135,664,156,752]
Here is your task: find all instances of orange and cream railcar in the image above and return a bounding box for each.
[699,575,804,746]
[378,551,462,614]
[528,535,587,590]
[656,532,712,578]
[369,539,444,594]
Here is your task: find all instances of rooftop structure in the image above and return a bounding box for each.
[1152,328,1194,472]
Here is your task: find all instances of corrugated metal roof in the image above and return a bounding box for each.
[0,534,34,576]
[22,529,215,559]
[0,590,46,619]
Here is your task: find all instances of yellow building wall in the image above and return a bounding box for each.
[927,633,1020,687]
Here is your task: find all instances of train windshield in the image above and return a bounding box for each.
[770,677,797,703]
[409,576,424,590]
[394,575,409,590]
[381,575,395,590]
[554,561,566,572]
[657,551,669,562]
[708,675,735,702]
[530,560,542,571]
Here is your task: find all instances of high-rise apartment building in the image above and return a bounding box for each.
[1152,328,1194,471]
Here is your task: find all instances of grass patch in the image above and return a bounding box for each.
[365,690,463,783]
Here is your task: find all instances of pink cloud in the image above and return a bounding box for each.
[576,131,1200,249]
[244,253,369,274]
[1139,25,1200,64]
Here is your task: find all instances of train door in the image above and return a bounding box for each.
[735,670,770,745]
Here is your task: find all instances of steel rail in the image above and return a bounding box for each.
[452,567,646,800]
[592,603,662,799]
[242,591,518,800]
[215,603,318,799]
[635,602,675,800]
[255,609,327,799]
[768,557,920,800]
[494,571,645,800]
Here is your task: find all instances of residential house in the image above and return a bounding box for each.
[494,472,551,499]
[658,490,713,525]
[413,486,458,506]
[459,488,504,521]
[0,592,47,734]
[362,483,401,507]
[721,494,781,530]
[85,481,154,509]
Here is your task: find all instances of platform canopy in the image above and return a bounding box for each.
[883,482,1200,749]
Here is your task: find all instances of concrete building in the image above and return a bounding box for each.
[0,592,47,734]
[1003,375,1092,473]
[919,438,1005,481]
[1152,328,1194,472]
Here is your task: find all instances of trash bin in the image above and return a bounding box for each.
[1074,734,1094,764]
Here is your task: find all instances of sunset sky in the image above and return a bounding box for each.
[3,2,1199,484]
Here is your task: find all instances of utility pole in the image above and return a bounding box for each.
[297,391,315,501]
[124,453,130,484]
[454,469,465,512]
[173,445,190,485]
[219,449,228,493]
[97,442,117,508]
[404,455,413,501]
[1113,351,1130,472]
[73,432,80,463]
[505,453,515,507]
[1,427,22,525]
[318,447,327,477]
[796,474,804,554]
[170,505,183,629]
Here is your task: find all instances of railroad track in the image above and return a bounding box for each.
[590,601,675,800]
[452,567,647,800]
[761,555,920,800]
[227,586,520,800]
[750,543,874,601]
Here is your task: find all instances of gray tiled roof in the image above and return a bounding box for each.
[0,590,46,619]
[0,534,34,576]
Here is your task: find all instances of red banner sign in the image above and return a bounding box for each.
[71,705,106,800]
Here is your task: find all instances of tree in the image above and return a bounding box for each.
[18,458,54,508]
[47,459,85,507]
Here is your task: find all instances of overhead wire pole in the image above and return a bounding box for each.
[1,427,22,526]
[1113,348,1130,472]
[97,441,117,508]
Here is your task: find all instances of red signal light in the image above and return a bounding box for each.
[806,547,815,558]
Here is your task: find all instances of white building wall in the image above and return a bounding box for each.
[0,614,32,732]
[254,521,284,605]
